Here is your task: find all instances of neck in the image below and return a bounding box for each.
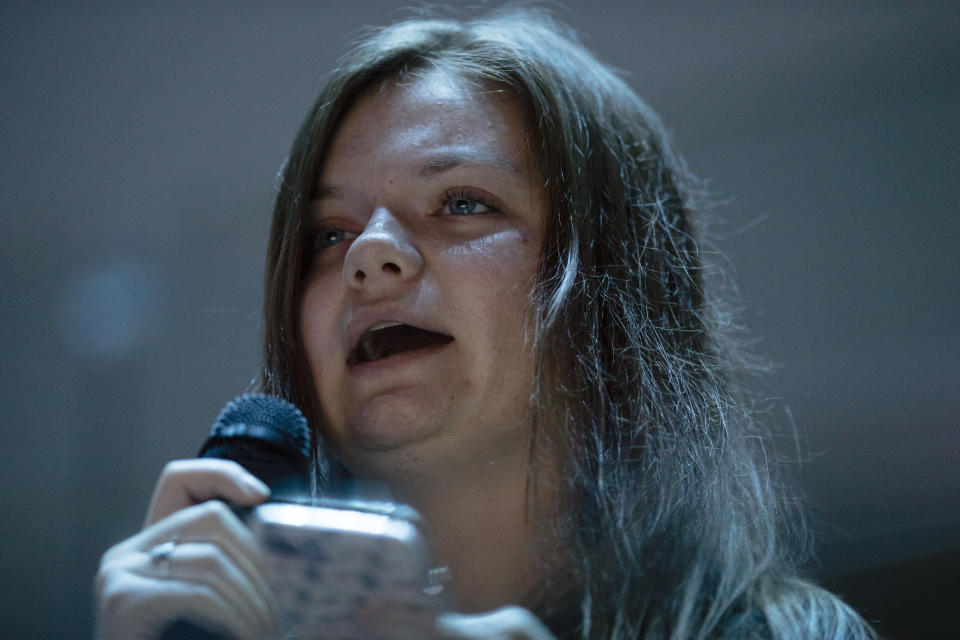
[406,463,536,611]
[359,445,558,612]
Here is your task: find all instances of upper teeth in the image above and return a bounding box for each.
[368,321,403,333]
[356,321,404,363]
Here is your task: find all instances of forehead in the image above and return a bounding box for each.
[321,68,532,180]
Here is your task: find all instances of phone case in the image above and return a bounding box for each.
[247,501,443,640]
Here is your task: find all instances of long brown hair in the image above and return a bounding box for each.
[261,9,874,640]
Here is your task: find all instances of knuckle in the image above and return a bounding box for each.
[193,499,240,532]
[97,575,136,619]
[159,458,195,484]
[202,498,233,521]
[161,459,189,475]
[190,543,228,574]
[93,546,136,596]
[96,544,122,572]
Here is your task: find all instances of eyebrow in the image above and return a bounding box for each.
[312,152,522,201]
[417,152,520,177]
[312,185,343,201]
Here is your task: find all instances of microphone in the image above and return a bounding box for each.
[198,393,312,501]
[165,394,439,640]
[160,394,312,640]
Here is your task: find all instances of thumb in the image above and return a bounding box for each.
[146,459,270,525]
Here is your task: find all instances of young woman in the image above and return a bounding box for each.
[95,10,875,640]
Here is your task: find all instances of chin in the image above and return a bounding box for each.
[342,396,440,452]
[337,429,448,491]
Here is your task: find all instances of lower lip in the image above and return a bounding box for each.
[346,340,453,375]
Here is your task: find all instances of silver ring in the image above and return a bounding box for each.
[148,539,178,571]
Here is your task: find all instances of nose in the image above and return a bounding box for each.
[343,206,423,295]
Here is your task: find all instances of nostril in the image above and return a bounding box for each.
[383,262,401,275]
[354,269,366,282]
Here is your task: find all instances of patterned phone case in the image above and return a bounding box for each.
[247,501,443,640]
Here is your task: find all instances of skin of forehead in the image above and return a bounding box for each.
[327,68,532,180]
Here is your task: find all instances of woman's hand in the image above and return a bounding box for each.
[436,608,558,640]
[94,459,279,640]
[355,602,558,640]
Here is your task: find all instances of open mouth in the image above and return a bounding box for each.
[347,322,454,366]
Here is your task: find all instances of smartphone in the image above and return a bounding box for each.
[245,499,446,640]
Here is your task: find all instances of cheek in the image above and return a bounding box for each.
[298,281,351,432]
[451,238,539,360]
[298,279,340,376]
[447,231,540,283]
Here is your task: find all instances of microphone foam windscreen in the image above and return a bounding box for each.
[199,393,312,499]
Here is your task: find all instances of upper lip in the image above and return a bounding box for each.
[343,305,452,361]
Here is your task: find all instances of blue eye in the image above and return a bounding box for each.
[314,228,346,250]
[448,198,481,215]
[443,190,495,216]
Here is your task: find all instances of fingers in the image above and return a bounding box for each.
[352,602,557,640]
[145,458,270,526]
[436,606,558,640]
[96,565,276,640]
[96,500,280,640]
[114,540,272,635]
[122,500,274,605]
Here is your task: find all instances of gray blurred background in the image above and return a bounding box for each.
[2,1,957,638]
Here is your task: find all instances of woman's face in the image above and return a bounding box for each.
[298,69,544,481]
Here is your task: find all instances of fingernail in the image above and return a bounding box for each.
[242,475,271,498]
